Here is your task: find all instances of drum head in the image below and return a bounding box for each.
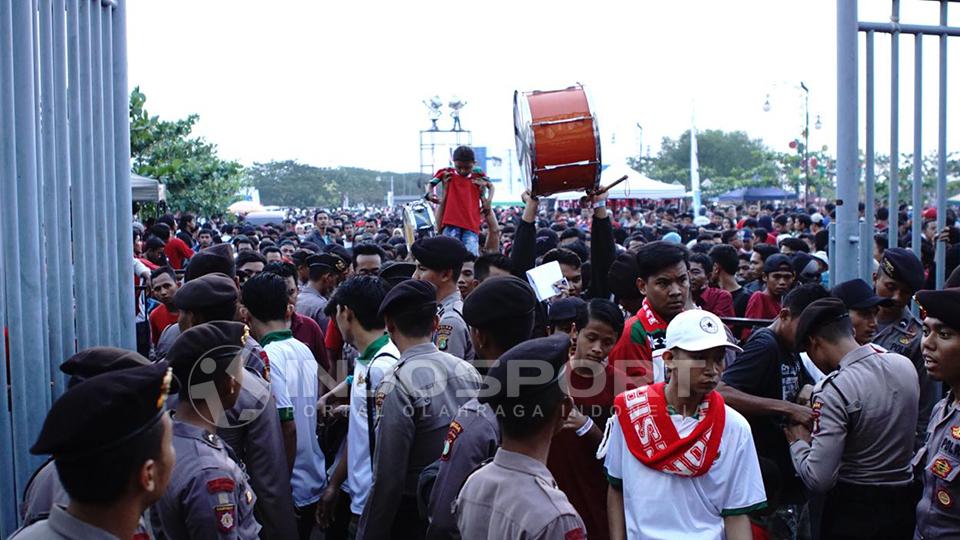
[513,90,534,191]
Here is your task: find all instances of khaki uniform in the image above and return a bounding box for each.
[454,448,586,540]
[914,393,960,539]
[357,342,481,539]
[874,307,941,448]
[436,290,475,363]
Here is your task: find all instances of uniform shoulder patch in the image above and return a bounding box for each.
[207,477,236,493]
[931,457,955,480]
[564,527,586,540]
[811,399,823,434]
[436,324,454,351]
[952,425,960,440]
[440,421,463,461]
[215,504,236,533]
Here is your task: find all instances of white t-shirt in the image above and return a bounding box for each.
[265,335,327,507]
[344,338,400,515]
[602,404,766,540]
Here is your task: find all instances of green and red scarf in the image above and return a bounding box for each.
[614,382,725,477]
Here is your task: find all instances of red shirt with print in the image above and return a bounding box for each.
[436,170,482,234]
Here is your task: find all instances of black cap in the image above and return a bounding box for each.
[31,361,172,456]
[463,276,537,328]
[379,262,416,287]
[832,278,895,310]
[184,244,235,281]
[307,253,347,275]
[915,288,960,330]
[480,334,569,408]
[324,244,351,265]
[411,236,470,272]
[548,297,587,323]
[607,252,640,301]
[167,321,247,386]
[173,272,237,312]
[378,278,437,319]
[453,146,475,162]
[60,347,151,389]
[794,297,850,352]
[763,254,794,274]
[880,248,925,292]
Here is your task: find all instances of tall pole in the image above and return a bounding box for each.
[802,82,810,206]
[835,0,859,283]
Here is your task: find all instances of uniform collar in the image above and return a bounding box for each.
[301,285,326,300]
[400,342,439,362]
[45,505,121,539]
[440,289,462,307]
[173,419,223,450]
[260,329,294,347]
[492,448,555,485]
[838,343,878,368]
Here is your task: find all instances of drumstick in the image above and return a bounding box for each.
[590,175,629,196]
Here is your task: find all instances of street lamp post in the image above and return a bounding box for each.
[801,82,810,206]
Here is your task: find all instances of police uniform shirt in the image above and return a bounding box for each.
[426,398,501,540]
[790,344,919,493]
[436,290,475,362]
[874,306,941,449]
[356,342,482,539]
[19,460,67,527]
[156,421,261,540]
[11,504,122,540]
[914,393,960,539]
[295,285,329,332]
[454,448,586,540]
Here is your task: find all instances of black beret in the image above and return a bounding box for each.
[60,347,151,389]
[480,334,569,408]
[307,253,347,275]
[463,276,537,328]
[548,297,587,323]
[608,252,641,301]
[794,297,850,352]
[764,254,794,274]
[31,361,172,456]
[167,321,247,385]
[379,262,416,287]
[378,278,437,319]
[880,248,925,292]
[323,243,351,264]
[184,243,235,281]
[832,278,894,310]
[173,272,237,312]
[411,236,470,271]
[915,288,960,330]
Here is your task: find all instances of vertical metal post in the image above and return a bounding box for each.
[112,0,135,348]
[862,31,877,282]
[91,0,110,344]
[68,0,90,348]
[889,0,900,249]
[828,222,837,289]
[79,0,102,346]
[935,0,948,289]
[100,3,120,344]
[835,0,860,283]
[911,35,922,261]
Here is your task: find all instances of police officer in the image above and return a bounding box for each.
[425,276,538,540]
[13,362,175,540]
[357,279,482,540]
[913,288,960,538]
[873,248,940,447]
[173,273,298,539]
[787,297,919,539]
[157,321,261,539]
[454,334,587,540]
[411,236,476,363]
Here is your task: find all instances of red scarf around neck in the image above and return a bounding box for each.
[614,382,725,477]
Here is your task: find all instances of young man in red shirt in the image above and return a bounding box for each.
[152,222,194,270]
[743,254,796,339]
[425,146,492,256]
[148,266,180,346]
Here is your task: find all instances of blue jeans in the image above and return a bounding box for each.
[441,226,479,256]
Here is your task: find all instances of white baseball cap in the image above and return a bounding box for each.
[665,310,743,353]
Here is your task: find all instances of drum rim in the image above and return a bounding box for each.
[513,89,537,195]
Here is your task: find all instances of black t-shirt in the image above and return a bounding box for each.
[730,287,750,317]
[722,327,810,496]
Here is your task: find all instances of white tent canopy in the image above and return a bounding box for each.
[132,173,163,202]
[550,164,686,201]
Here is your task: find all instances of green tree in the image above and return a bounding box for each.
[130,87,244,216]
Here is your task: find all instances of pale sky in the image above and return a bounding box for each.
[126,0,959,177]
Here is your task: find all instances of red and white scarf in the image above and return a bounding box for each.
[614,382,725,477]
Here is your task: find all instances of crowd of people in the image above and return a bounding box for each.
[12,145,960,540]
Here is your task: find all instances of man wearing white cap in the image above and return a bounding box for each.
[601,309,766,540]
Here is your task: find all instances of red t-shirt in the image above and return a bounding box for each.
[149,304,179,346]
[164,237,194,270]
[608,314,648,379]
[743,291,781,340]
[291,311,329,371]
[437,170,482,233]
[699,287,734,318]
[548,363,635,540]
[324,318,343,352]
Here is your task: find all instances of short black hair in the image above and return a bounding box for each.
[499,395,564,440]
[560,228,584,241]
[780,237,810,253]
[236,250,267,268]
[352,243,386,267]
[262,261,297,281]
[542,247,582,269]
[709,244,739,275]
[330,276,389,331]
[754,243,779,261]
[313,209,329,221]
[586,299,625,337]
[261,246,281,257]
[241,273,289,323]
[782,283,830,316]
[56,419,165,504]
[635,241,689,280]
[178,213,195,231]
[474,253,512,282]
[151,265,176,283]
[811,314,855,344]
[386,304,436,338]
[150,223,171,241]
[689,252,713,273]
[720,229,738,244]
